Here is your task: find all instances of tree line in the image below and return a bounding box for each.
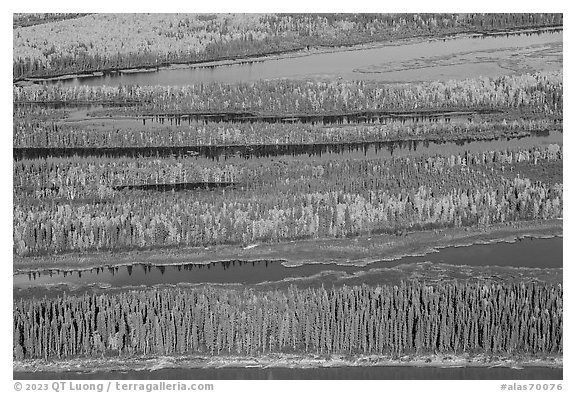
[13,281,563,360]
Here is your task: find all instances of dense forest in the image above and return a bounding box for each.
[13,145,562,256]
[13,282,563,360]
[14,71,563,116]
[13,13,562,80]
[12,71,563,257]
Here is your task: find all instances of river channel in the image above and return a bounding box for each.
[14,236,562,291]
[15,365,562,380]
[49,30,562,87]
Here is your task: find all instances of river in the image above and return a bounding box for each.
[14,366,562,380]
[50,30,562,87]
[13,236,562,291]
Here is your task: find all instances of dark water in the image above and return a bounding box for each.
[13,236,562,290]
[13,131,562,160]
[11,104,489,123]
[14,366,562,380]
[114,109,493,124]
[51,30,562,87]
[113,182,237,192]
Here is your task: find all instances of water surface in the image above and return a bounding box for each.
[14,366,562,380]
[13,236,562,290]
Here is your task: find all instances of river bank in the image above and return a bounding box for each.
[13,353,562,375]
[13,219,562,273]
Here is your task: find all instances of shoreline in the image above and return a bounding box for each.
[13,219,563,274]
[13,26,562,84]
[13,353,563,374]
